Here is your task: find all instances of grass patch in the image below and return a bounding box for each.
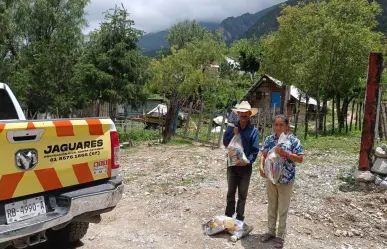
[338,166,356,185]
[181,175,206,186]
[124,175,138,184]
[117,127,161,142]
[337,162,358,192]
[170,138,193,145]
[124,172,147,184]
[128,128,160,141]
[298,130,361,154]
[158,182,173,191]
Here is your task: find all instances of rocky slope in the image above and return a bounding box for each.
[218,6,275,45]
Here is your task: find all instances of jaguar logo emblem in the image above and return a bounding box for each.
[15,149,38,170]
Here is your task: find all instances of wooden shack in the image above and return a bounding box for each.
[241,74,317,123]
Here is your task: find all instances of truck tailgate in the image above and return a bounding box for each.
[0,118,113,201]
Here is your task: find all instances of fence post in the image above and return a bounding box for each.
[206,104,216,143]
[382,103,387,141]
[262,108,267,146]
[184,102,193,138]
[358,53,383,171]
[195,103,204,141]
[158,106,162,141]
[173,104,180,135]
[217,111,227,147]
[374,82,383,147]
[272,104,276,118]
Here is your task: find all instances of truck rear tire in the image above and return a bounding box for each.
[48,221,89,244]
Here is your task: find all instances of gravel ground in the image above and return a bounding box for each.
[30,142,387,249]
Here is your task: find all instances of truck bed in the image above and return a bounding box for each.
[0,118,113,201]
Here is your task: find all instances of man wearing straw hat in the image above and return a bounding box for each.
[223,101,259,222]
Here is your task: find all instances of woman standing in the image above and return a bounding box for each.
[259,114,304,248]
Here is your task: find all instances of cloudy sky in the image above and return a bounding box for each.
[84,0,285,34]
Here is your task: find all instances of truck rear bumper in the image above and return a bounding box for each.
[0,178,124,243]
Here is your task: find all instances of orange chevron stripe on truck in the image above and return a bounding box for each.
[0,118,113,201]
[0,173,25,200]
[26,122,35,129]
[34,168,63,191]
[53,120,75,137]
[72,163,94,184]
[86,119,104,136]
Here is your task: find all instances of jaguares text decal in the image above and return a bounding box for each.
[43,139,104,162]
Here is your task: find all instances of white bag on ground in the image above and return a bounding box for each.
[203,216,253,241]
[203,215,235,235]
[227,219,245,235]
[264,133,291,184]
[227,135,249,166]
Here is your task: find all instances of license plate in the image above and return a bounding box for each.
[5,196,47,224]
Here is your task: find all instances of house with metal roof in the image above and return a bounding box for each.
[241,74,318,122]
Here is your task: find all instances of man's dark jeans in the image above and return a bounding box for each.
[225,165,252,221]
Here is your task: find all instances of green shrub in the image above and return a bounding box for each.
[117,127,129,142]
[127,128,160,141]
[117,126,161,142]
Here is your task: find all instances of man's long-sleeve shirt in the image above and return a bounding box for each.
[223,121,259,166]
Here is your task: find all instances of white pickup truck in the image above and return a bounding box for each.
[0,83,124,248]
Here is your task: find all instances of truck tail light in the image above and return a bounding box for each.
[110,131,120,169]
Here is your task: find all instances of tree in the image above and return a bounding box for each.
[147,33,226,143]
[166,20,208,50]
[0,0,89,118]
[75,4,150,119]
[214,62,251,108]
[261,0,384,137]
[230,38,262,81]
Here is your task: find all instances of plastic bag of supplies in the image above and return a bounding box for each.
[227,135,249,166]
[264,133,291,184]
[202,215,234,235]
[203,216,253,241]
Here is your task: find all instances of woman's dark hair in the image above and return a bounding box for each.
[273,114,289,125]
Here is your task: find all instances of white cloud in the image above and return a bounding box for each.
[84,0,285,33]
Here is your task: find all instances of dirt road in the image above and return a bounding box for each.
[33,143,387,249]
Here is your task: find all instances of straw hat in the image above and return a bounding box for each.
[232,101,258,116]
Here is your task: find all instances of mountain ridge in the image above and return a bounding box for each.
[137,5,278,55]
[138,0,387,56]
[219,5,277,44]
[138,22,220,56]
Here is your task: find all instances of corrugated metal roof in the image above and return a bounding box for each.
[290,85,317,106]
[266,75,283,87]
[225,56,240,67]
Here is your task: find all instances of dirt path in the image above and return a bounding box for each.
[34,143,387,249]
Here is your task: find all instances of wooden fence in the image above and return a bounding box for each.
[176,104,280,148]
[75,102,110,118]
[176,103,227,148]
